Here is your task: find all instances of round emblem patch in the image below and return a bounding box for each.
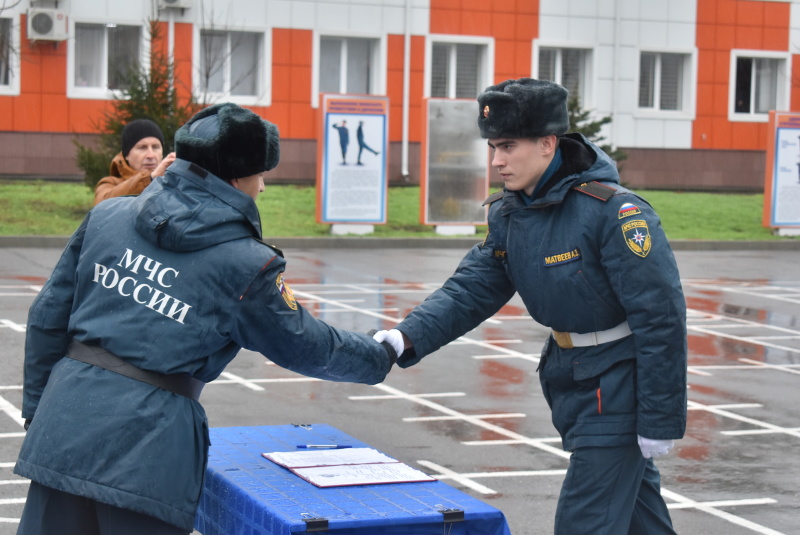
[483,105,490,118]
[276,273,298,310]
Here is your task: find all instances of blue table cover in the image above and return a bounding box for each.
[194,424,512,534]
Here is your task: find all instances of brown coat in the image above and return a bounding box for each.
[93,152,153,205]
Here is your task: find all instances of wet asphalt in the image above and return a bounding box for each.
[0,241,798,534]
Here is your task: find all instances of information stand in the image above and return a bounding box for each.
[763,111,800,235]
[194,424,511,535]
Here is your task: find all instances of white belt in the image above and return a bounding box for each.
[552,321,632,349]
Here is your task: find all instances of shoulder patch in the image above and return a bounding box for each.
[621,220,652,258]
[276,273,298,310]
[482,190,505,206]
[572,181,616,201]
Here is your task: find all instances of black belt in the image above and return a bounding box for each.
[66,340,205,401]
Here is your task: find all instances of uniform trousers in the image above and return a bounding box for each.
[554,442,676,535]
[17,481,189,535]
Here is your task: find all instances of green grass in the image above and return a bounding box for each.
[0,180,788,240]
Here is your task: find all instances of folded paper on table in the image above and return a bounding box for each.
[262,447,436,487]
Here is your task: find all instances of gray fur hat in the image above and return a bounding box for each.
[175,103,280,181]
[477,78,569,139]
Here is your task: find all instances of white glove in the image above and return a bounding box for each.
[637,436,674,459]
[372,329,405,357]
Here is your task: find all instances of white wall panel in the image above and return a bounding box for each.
[568,16,599,42]
[662,118,693,149]
[639,21,669,48]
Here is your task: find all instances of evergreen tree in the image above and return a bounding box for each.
[567,96,627,166]
[75,20,199,189]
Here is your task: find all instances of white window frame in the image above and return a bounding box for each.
[424,34,494,99]
[728,49,790,122]
[635,47,697,120]
[67,21,147,100]
[532,41,594,109]
[312,31,385,108]
[0,15,20,96]
[193,27,272,106]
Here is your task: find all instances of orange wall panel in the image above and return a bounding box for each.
[0,98,13,130]
[514,41,532,75]
[288,65,311,104]
[287,102,316,139]
[492,12,517,38]
[761,27,788,52]
[272,65,292,103]
[697,0,717,24]
[461,11,491,37]
[430,8,460,34]
[793,55,800,112]
[514,13,537,41]
[736,1,764,26]
[13,94,42,132]
[68,100,112,133]
[41,96,70,131]
[514,0,538,16]
[290,29,313,67]
[734,25,763,49]
[692,116,713,148]
[272,29,292,66]
[716,0,738,25]
[494,40,517,77]
[763,2,790,27]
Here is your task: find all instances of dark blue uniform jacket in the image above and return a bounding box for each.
[397,134,687,451]
[15,159,393,530]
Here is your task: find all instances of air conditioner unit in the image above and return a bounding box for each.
[158,0,192,9]
[27,9,69,41]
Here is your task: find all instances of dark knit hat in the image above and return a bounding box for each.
[121,119,165,157]
[477,78,569,139]
[174,103,280,181]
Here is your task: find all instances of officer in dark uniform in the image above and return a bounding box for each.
[16,103,396,535]
[374,78,687,534]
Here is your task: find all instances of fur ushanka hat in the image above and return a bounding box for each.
[477,78,569,139]
[175,102,280,181]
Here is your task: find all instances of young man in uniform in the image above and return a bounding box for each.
[374,78,687,534]
[16,103,396,534]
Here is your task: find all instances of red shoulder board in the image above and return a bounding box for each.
[572,181,616,201]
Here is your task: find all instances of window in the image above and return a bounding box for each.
[199,30,262,98]
[74,23,141,90]
[734,56,782,115]
[0,18,11,86]
[431,42,487,99]
[638,52,687,111]
[538,47,590,105]
[319,36,378,95]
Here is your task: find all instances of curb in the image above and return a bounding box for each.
[1,236,799,250]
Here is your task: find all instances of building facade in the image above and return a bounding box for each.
[1,0,798,190]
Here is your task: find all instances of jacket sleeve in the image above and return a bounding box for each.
[599,194,688,440]
[395,226,516,368]
[94,170,152,205]
[233,256,393,385]
[22,217,89,419]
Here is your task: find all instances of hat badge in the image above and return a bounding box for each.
[483,105,490,118]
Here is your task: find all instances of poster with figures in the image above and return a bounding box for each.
[317,95,388,224]
[763,111,800,232]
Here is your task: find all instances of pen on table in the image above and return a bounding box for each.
[296,444,352,449]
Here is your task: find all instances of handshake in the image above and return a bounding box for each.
[369,329,407,367]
